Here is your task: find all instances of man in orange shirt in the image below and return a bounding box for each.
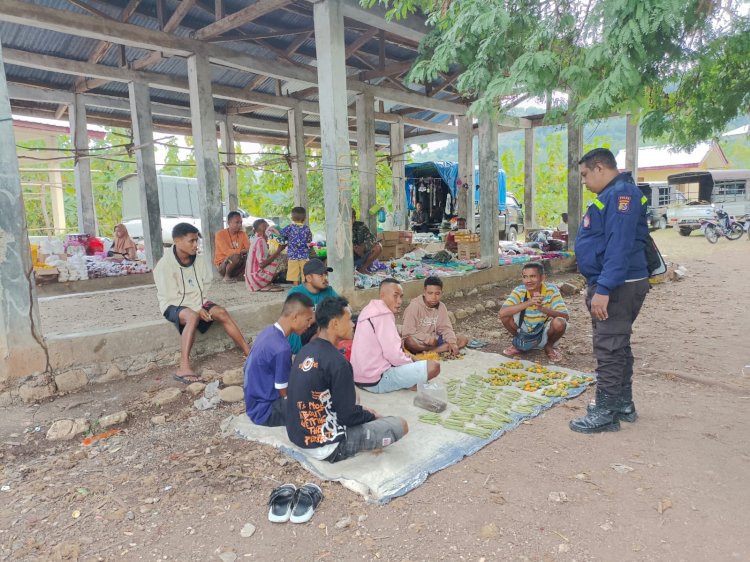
[214,211,250,281]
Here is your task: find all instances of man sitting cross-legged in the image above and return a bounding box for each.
[244,293,315,427]
[498,262,569,362]
[351,278,440,393]
[402,276,469,356]
[286,296,408,463]
[154,222,250,384]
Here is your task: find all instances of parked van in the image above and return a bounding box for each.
[665,170,750,236]
[117,174,272,243]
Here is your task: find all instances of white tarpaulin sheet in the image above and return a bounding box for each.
[221,350,593,503]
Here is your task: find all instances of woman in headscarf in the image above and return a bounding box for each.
[108,223,137,260]
[245,219,286,292]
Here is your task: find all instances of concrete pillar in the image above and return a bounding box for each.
[187,53,223,268]
[355,92,377,234]
[48,166,66,235]
[625,113,638,179]
[128,81,163,267]
[478,117,498,267]
[219,116,238,212]
[313,0,354,294]
[390,121,406,229]
[566,116,583,250]
[70,94,97,235]
[0,40,48,381]
[457,115,472,222]
[287,106,308,215]
[523,127,536,229]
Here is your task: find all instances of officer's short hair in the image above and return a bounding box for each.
[226,210,241,222]
[579,148,617,170]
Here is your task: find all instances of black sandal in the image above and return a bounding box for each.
[268,484,297,523]
[290,483,323,524]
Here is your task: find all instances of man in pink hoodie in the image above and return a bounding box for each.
[351,279,441,393]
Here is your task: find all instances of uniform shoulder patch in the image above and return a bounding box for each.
[617,195,632,213]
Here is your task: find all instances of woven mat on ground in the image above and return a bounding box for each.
[221,350,593,504]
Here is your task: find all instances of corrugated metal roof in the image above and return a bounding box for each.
[3,0,461,142]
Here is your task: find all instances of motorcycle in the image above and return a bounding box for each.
[699,208,745,243]
[738,214,750,241]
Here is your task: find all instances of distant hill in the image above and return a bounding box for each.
[411,111,750,169]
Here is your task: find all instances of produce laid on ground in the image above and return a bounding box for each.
[417,363,594,438]
[412,351,466,362]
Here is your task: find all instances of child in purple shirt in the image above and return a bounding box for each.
[281,207,313,286]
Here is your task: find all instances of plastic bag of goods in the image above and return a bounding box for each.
[413,381,448,412]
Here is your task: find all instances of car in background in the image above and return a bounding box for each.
[666,170,750,236]
[117,174,273,244]
[473,192,525,241]
[639,182,685,230]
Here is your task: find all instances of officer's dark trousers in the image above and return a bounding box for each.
[586,280,650,395]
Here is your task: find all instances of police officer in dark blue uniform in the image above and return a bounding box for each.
[570,148,650,433]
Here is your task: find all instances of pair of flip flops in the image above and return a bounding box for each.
[268,483,323,524]
[466,339,489,349]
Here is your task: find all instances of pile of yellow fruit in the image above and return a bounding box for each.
[521,380,541,392]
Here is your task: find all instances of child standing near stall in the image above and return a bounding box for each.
[281,207,313,286]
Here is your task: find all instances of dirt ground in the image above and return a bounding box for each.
[2,230,750,562]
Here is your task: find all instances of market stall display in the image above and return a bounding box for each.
[31,236,151,284]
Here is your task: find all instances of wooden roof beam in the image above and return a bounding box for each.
[301,0,426,42]
[0,0,467,114]
[359,60,414,81]
[345,27,378,57]
[193,0,291,40]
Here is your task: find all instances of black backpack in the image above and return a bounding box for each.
[645,234,667,277]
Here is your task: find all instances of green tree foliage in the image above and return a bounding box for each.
[19,128,136,237]
[496,130,603,227]
[235,145,394,231]
[640,23,750,148]
[721,137,750,169]
[363,0,749,140]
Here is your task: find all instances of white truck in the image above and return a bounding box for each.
[666,170,750,236]
[117,174,271,243]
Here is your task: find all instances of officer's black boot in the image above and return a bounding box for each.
[586,385,637,423]
[570,388,620,433]
[617,384,637,423]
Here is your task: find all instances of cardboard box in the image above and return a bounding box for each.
[381,243,415,260]
[456,240,481,260]
[380,230,401,242]
[422,242,445,253]
[380,230,413,244]
[453,230,479,243]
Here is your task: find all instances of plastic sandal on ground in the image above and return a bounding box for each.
[290,483,324,524]
[267,484,297,523]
